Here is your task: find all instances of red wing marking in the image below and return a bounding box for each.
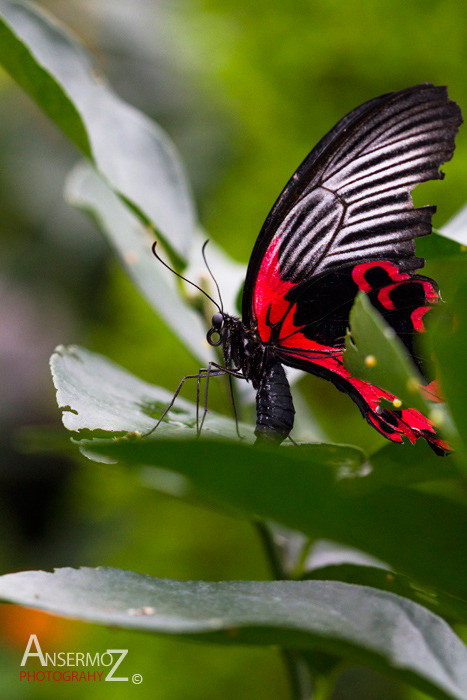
[280,345,450,454]
[351,261,440,336]
[253,251,449,453]
[378,283,399,310]
[411,306,431,332]
[421,281,439,303]
[352,261,410,292]
[254,235,296,343]
[378,280,438,314]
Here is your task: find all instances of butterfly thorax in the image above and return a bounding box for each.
[207,312,295,442]
[209,313,272,389]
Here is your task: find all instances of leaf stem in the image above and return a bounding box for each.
[310,673,338,700]
[254,519,287,580]
[281,650,314,700]
[254,519,313,699]
[293,537,315,579]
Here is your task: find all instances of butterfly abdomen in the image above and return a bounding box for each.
[254,362,295,443]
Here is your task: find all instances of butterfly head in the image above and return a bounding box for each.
[207,312,225,347]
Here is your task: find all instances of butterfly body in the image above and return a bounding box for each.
[203,84,462,455]
[208,312,295,441]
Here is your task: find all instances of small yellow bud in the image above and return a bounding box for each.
[364,355,377,367]
[392,398,402,409]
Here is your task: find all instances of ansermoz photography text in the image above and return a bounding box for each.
[19,635,143,684]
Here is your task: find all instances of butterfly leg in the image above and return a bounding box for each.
[228,373,243,439]
[195,364,234,433]
[198,362,245,437]
[142,369,227,438]
[196,372,201,432]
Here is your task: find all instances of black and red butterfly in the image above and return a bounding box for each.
[156,84,462,455]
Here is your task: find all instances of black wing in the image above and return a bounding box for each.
[242,84,462,325]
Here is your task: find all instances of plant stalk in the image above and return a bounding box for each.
[254,519,313,700]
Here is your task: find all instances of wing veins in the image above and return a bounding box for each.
[320,98,448,181]
[348,180,430,206]
[333,150,444,194]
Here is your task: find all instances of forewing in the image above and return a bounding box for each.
[243,84,462,326]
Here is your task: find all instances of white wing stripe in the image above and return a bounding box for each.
[256,86,462,285]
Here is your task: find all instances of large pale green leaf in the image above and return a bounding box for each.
[65,162,255,366]
[49,344,253,442]
[0,0,194,260]
[65,164,211,364]
[304,564,467,624]
[0,567,466,700]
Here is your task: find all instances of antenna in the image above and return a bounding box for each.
[201,240,224,312]
[151,242,221,311]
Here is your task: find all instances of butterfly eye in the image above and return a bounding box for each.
[207,328,222,346]
[207,313,224,347]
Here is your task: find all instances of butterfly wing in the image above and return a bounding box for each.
[274,262,448,454]
[242,84,461,453]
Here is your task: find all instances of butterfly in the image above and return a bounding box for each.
[155,84,462,455]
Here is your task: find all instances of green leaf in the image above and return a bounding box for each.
[304,564,467,625]
[50,344,253,442]
[91,437,467,599]
[417,230,467,261]
[0,567,466,700]
[65,164,212,364]
[429,279,467,471]
[0,2,89,154]
[0,0,194,260]
[51,345,467,598]
[368,440,461,487]
[416,206,467,262]
[417,204,467,260]
[343,292,431,414]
